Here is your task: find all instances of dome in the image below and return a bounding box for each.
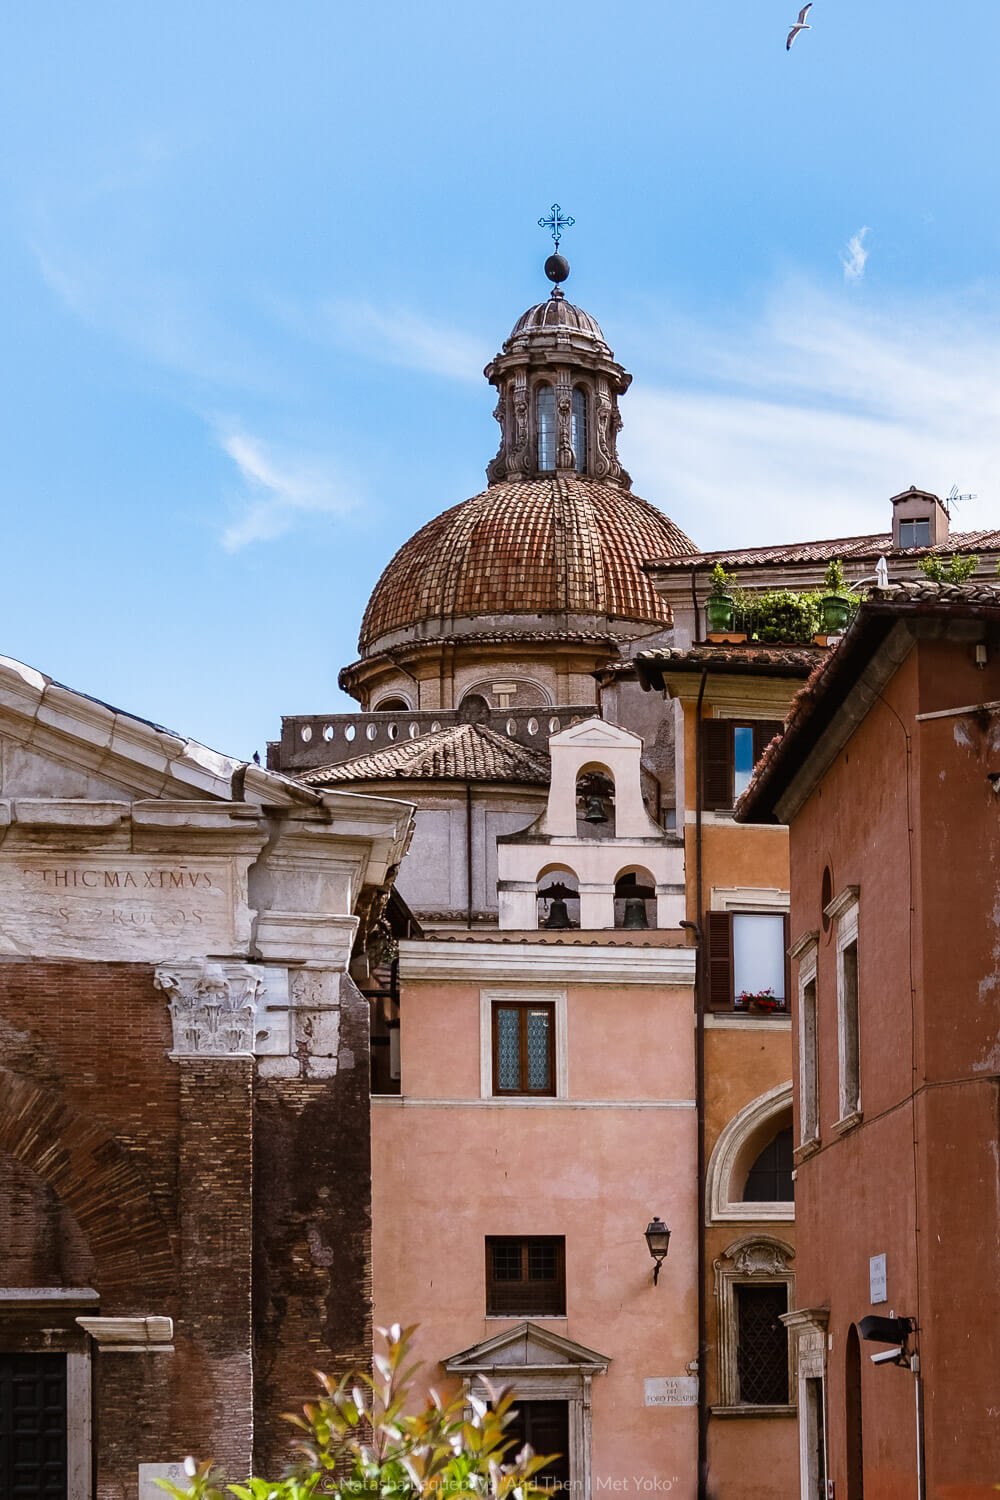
[507,297,609,346]
[358,474,696,654]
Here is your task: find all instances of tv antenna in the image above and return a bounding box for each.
[946,484,978,514]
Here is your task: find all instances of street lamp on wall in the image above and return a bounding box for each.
[644,1216,671,1285]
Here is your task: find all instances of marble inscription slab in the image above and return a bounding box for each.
[0,854,241,961]
[138,1463,187,1499]
[644,1376,698,1408]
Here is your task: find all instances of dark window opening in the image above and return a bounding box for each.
[505,1400,570,1492]
[898,519,930,548]
[743,1126,794,1202]
[492,1003,555,1095]
[736,1283,789,1405]
[486,1236,566,1316]
[366,959,400,1096]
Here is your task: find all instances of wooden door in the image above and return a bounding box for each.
[506,1399,570,1492]
[0,1352,67,1499]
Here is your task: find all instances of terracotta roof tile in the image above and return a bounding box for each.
[635,644,825,689]
[358,475,696,652]
[644,529,1000,572]
[296,723,551,787]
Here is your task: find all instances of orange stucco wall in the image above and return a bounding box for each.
[372,967,700,1500]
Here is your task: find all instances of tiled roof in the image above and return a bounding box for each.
[296,723,551,786]
[635,643,825,690]
[358,475,697,652]
[644,529,1000,572]
[736,580,1000,822]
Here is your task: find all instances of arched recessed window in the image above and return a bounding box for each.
[743,1126,794,1203]
[536,385,556,471]
[571,387,588,474]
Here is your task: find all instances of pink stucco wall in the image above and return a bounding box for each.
[372,969,699,1500]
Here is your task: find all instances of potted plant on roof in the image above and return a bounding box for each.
[820,558,850,634]
[706,563,735,634]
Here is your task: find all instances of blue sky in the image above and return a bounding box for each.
[2,0,999,757]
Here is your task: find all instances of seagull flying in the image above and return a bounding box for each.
[786,3,812,49]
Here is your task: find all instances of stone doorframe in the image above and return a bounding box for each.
[782,1306,829,1500]
[443,1322,611,1500]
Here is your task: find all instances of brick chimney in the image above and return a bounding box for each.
[891,486,950,550]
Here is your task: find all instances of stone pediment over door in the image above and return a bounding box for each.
[444,1324,609,1500]
[443,1321,611,1377]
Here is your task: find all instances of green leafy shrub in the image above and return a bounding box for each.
[157,1326,555,1500]
[918,553,979,584]
[822,558,847,594]
[709,562,731,596]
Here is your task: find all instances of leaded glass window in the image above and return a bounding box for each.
[571,387,588,473]
[536,385,556,470]
[491,1002,555,1095]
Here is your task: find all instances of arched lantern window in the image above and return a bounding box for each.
[536,385,556,471]
[571,387,588,474]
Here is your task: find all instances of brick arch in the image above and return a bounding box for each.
[0,1068,176,1298]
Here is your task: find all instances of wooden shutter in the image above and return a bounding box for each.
[703,720,733,810]
[707,911,734,1009]
[753,721,784,765]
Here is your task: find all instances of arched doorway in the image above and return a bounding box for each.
[845,1323,864,1498]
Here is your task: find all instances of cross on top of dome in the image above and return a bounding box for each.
[538,203,574,295]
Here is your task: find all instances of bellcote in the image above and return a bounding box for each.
[484,260,632,489]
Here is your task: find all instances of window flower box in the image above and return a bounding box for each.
[736,988,785,1015]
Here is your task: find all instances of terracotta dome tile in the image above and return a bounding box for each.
[358,475,696,653]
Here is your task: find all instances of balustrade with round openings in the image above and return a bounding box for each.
[527,718,538,736]
[387,723,398,740]
[345,724,356,741]
[614,867,657,930]
[548,716,560,734]
[301,725,313,742]
[536,866,580,931]
[408,723,419,738]
[506,718,517,737]
[366,724,378,740]
[323,724,334,741]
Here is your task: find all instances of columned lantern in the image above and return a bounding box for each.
[484,252,633,489]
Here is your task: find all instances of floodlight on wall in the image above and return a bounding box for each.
[644,1217,671,1285]
[859,1314,913,1367]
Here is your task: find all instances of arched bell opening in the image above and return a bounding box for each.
[536,866,580,931]
[613,867,656,930]
[575,765,615,839]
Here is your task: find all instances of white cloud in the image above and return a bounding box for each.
[217,427,359,550]
[314,298,490,382]
[623,282,1000,551]
[841,226,870,282]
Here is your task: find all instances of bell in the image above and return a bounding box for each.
[544,898,572,930]
[583,795,608,824]
[622,897,649,930]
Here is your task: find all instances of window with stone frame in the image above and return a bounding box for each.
[703,720,784,811]
[491,1001,556,1096]
[714,1236,795,1414]
[827,889,861,1125]
[485,1236,566,1316]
